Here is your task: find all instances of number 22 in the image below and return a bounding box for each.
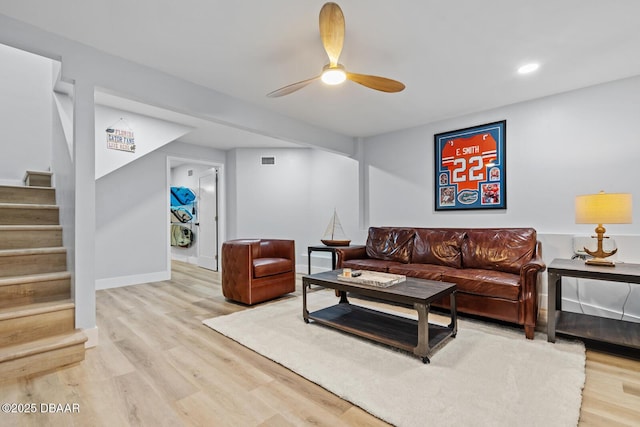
[451,156,484,182]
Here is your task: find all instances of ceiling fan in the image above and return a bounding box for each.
[266,2,405,97]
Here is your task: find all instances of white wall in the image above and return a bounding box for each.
[226,149,238,240]
[362,75,640,318]
[95,149,168,288]
[229,147,359,272]
[0,43,52,185]
[51,92,75,285]
[232,148,311,249]
[307,149,360,272]
[95,105,193,179]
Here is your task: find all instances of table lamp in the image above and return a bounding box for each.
[575,191,632,266]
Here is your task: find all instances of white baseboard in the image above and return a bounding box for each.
[171,254,199,265]
[296,263,318,274]
[302,252,336,275]
[96,270,170,290]
[297,264,341,275]
[83,326,99,348]
[307,266,338,274]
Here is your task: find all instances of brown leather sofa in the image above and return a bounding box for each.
[221,239,296,305]
[336,227,546,339]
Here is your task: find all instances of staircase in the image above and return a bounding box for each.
[0,171,86,381]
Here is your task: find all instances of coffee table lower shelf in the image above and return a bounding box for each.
[306,303,454,363]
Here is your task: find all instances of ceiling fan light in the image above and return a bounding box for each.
[321,68,346,85]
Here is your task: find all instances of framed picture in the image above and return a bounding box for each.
[434,120,506,211]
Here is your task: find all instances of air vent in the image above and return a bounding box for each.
[261,156,275,165]
[188,169,193,176]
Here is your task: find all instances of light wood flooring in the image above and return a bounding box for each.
[1,261,639,426]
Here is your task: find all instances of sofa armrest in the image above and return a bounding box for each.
[519,241,547,339]
[335,246,368,268]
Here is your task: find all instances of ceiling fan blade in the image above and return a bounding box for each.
[319,2,345,67]
[346,72,406,93]
[266,76,321,98]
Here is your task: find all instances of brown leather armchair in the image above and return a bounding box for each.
[221,239,296,305]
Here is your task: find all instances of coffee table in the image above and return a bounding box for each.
[302,270,457,363]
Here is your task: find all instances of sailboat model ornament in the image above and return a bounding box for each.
[321,209,351,246]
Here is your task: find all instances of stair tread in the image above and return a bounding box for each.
[25,170,53,176]
[0,203,58,209]
[0,247,66,257]
[0,299,74,320]
[0,184,55,190]
[0,271,71,287]
[0,225,62,230]
[0,330,85,363]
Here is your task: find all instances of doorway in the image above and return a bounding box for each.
[169,158,223,271]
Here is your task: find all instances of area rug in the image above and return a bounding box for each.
[203,291,585,427]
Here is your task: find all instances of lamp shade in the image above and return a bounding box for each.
[575,192,632,224]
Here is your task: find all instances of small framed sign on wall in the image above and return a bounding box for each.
[106,118,136,153]
[434,120,506,211]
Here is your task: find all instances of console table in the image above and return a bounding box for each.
[307,244,364,274]
[547,258,640,355]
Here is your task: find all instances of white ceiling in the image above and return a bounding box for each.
[3,1,640,144]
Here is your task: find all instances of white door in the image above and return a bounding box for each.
[197,169,218,270]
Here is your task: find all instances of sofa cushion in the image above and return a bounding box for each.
[253,258,292,278]
[365,227,416,264]
[442,268,521,300]
[412,229,466,268]
[462,228,537,274]
[342,258,401,273]
[388,263,454,281]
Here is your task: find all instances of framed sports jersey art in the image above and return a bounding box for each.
[434,120,506,211]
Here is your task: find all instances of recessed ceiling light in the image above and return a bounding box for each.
[518,63,540,74]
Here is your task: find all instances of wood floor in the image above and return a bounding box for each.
[1,260,639,426]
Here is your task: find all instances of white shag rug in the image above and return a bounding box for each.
[203,291,585,427]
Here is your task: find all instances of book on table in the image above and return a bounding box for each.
[337,270,406,287]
